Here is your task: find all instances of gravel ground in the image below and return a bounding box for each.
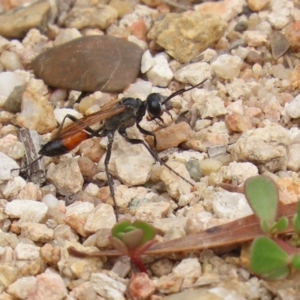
[0,0,300,299]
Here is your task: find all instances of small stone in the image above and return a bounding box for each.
[211,54,243,80]
[64,214,88,237]
[65,201,94,217]
[150,258,173,277]
[53,28,81,46]
[40,244,61,266]
[270,31,290,60]
[185,160,202,182]
[46,159,84,196]
[14,243,40,261]
[173,258,202,289]
[221,162,258,185]
[26,270,68,300]
[0,152,20,182]
[213,191,253,219]
[0,0,51,38]
[141,50,154,73]
[5,199,48,222]
[225,112,253,133]
[146,122,193,151]
[291,64,300,89]
[234,21,248,33]
[77,156,98,180]
[90,272,127,300]
[99,131,153,186]
[53,224,79,243]
[248,0,270,11]
[287,143,300,171]
[16,79,57,134]
[231,124,290,172]
[155,273,183,294]
[243,30,267,47]
[131,200,171,223]
[32,36,143,93]
[84,204,116,233]
[146,53,173,87]
[0,231,18,248]
[0,134,25,160]
[284,94,300,119]
[126,273,155,300]
[157,160,192,200]
[20,222,54,243]
[64,2,118,30]
[199,158,223,176]
[148,12,227,64]
[0,50,24,71]
[7,276,37,300]
[200,96,227,119]
[285,22,300,52]
[58,242,104,279]
[174,62,213,86]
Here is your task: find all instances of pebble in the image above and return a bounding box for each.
[64,2,118,30]
[20,222,54,243]
[16,79,57,134]
[173,258,202,289]
[146,53,173,87]
[284,94,300,119]
[248,0,270,12]
[270,31,290,60]
[195,0,244,21]
[156,160,192,200]
[32,35,144,93]
[174,62,213,86]
[155,273,183,294]
[126,273,155,300]
[225,112,253,133]
[146,122,193,151]
[41,193,59,209]
[231,124,290,172]
[84,203,116,233]
[0,152,20,182]
[0,134,25,160]
[58,242,104,279]
[148,12,227,63]
[0,50,24,71]
[211,54,243,80]
[46,159,84,196]
[284,21,300,51]
[5,199,48,222]
[7,276,37,300]
[90,272,127,300]
[220,162,258,185]
[99,130,154,186]
[0,0,51,38]
[213,191,253,220]
[26,270,68,300]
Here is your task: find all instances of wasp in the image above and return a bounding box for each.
[21,79,207,219]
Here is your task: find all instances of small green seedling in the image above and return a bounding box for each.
[244,175,300,280]
[109,220,156,273]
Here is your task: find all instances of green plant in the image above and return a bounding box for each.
[109,220,156,273]
[244,175,300,280]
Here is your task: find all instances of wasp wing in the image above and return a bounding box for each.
[53,98,125,139]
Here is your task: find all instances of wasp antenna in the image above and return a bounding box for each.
[12,155,44,173]
[162,78,208,105]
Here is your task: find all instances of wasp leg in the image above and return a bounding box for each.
[136,123,158,151]
[104,131,119,221]
[118,128,194,186]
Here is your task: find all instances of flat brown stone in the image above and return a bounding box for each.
[32,35,144,93]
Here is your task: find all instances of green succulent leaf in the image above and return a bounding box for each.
[132,220,156,245]
[273,217,289,233]
[291,254,300,270]
[293,202,300,234]
[244,176,278,231]
[250,237,289,280]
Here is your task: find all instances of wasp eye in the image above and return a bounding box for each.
[146,93,162,118]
